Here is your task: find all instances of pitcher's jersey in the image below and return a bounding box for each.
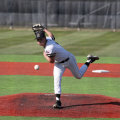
[44,37,70,62]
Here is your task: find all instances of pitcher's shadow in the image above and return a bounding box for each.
[62,102,120,109]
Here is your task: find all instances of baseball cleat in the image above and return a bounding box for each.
[87,54,99,63]
[53,100,62,109]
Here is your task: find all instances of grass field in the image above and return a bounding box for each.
[0,28,120,120]
[0,28,120,57]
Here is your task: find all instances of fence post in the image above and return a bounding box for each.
[45,0,48,28]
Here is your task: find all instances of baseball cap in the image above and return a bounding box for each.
[35,31,45,41]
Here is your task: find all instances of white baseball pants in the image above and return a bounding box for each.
[53,54,88,94]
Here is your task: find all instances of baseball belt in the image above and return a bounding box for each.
[59,58,69,63]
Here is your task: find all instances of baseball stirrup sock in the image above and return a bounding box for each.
[56,94,61,101]
[85,59,91,66]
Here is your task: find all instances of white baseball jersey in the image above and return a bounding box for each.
[44,37,70,63]
[44,37,88,94]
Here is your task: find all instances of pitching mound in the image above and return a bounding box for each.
[0,93,120,118]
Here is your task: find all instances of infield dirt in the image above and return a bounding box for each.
[0,93,120,118]
[0,62,120,78]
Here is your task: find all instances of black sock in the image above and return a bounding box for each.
[55,94,61,101]
[85,62,90,67]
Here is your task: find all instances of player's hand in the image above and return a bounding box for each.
[43,51,55,63]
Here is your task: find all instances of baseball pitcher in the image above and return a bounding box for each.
[32,24,99,109]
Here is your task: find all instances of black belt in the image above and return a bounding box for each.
[59,58,69,63]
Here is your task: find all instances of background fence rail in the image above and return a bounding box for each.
[0,0,120,29]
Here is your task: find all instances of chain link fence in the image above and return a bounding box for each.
[0,0,120,29]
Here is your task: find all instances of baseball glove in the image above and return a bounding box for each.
[32,24,45,32]
[32,24,45,40]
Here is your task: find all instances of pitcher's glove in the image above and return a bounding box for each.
[32,24,45,32]
[32,24,45,40]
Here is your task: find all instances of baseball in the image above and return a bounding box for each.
[34,65,39,70]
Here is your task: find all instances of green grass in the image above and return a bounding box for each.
[0,30,34,48]
[0,55,120,63]
[0,29,75,55]
[0,28,120,120]
[0,29,120,56]
[0,116,120,120]
[0,74,120,120]
[0,75,53,96]
[64,31,120,56]
[0,75,120,98]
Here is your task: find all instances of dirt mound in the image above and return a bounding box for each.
[0,93,120,118]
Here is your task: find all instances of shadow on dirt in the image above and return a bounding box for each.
[62,102,120,109]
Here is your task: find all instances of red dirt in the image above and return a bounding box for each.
[0,62,120,78]
[0,93,120,118]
